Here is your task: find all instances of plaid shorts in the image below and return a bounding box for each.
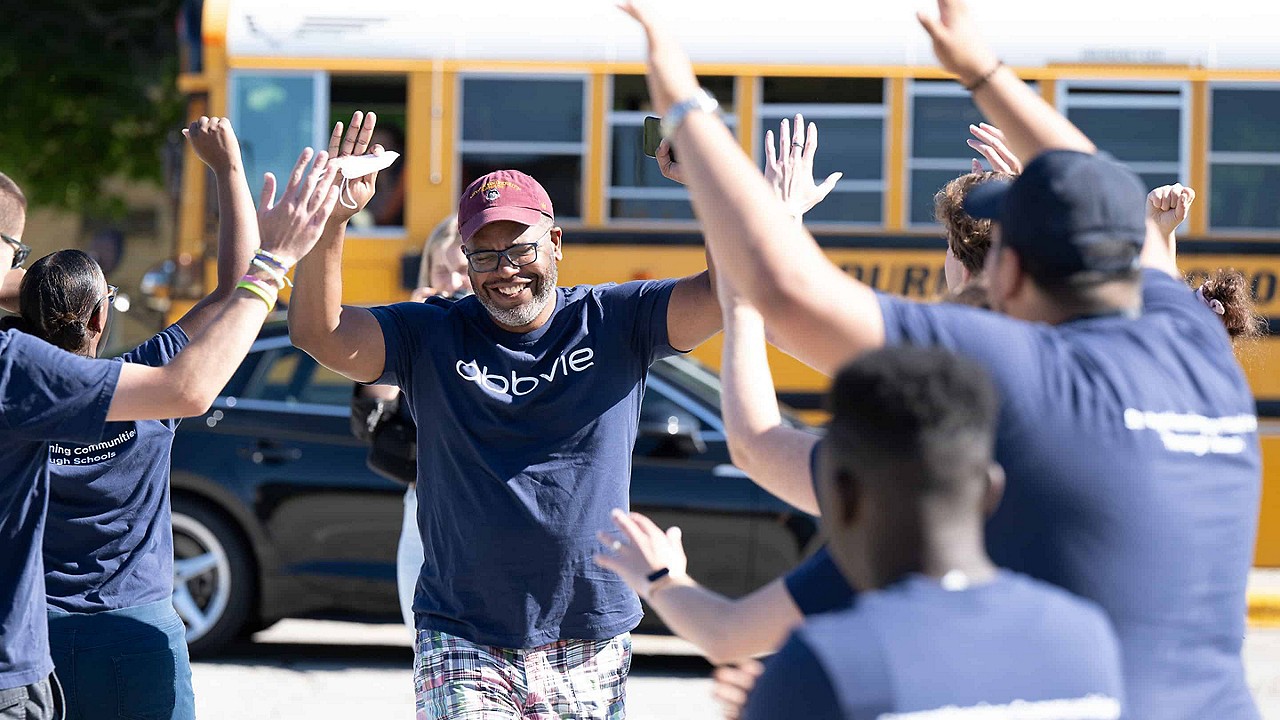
[414,629,632,720]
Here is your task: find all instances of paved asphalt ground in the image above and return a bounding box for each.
[190,618,1280,719]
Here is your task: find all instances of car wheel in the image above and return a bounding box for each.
[171,497,256,657]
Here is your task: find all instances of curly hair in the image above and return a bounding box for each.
[1195,269,1267,341]
[934,171,1014,276]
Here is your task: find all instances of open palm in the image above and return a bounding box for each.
[327,110,381,224]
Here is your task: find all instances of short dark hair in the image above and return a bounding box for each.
[826,347,998,499]
[935,171,1013,276]
[0,172,27,238]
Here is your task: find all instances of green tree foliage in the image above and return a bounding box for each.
[0,1,185,214]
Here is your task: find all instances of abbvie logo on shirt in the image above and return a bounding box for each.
[455,347,596,397]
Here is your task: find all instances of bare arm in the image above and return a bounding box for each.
[722,304,820,514]
[666,270,720,353]
[1142,183,1195,279]
[594,510,803,665]
[917,0,1094,162]
[621,5,883,376]
[108,147,341,421]
[288,111,388,383]
[176,117,260,336]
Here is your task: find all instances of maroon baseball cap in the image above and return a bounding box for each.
[458,170,555,242]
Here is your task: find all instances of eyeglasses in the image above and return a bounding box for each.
[462,230,549,273]
[1,234,30,269]
[98,284,118,310]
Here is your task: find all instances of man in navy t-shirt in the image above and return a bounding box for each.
[289,112,722,720]
[621,1,1261,715]
[736,346,1123,720]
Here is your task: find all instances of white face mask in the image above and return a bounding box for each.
[328,151,401,209]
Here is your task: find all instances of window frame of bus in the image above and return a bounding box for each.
[605,75,738,226]
[753,77,888,229]
[456,73,589,225]
[905,78,1033,229]
[1208,81,1280,235]
[1055,79,1192,197]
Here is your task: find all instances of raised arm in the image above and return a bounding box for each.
[1142,183,1195,279]
[288,111,389,384]
[594,509,803,665]
[175,117,260,336]
[917,0,1094,162]
[108,148,340,421]
[622,3,882,375]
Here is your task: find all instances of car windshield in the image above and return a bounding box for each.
[651,355,807,429]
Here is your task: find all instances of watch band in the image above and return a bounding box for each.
[660,88,720,139]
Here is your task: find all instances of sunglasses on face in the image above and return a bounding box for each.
[1,234,30,269]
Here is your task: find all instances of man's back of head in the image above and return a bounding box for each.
[936,170,1013,290]
[0,172,28,240]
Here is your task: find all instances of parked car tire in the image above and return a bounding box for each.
[171,496,256,657]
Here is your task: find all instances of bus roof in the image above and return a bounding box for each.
[222,0,1280,71]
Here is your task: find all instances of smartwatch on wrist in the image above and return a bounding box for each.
[661,88,720,139]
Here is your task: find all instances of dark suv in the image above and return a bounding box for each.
[168,321,819,656]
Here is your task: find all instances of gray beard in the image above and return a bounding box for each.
[478,262,558,329]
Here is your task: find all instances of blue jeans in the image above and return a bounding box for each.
[47,599,194,720]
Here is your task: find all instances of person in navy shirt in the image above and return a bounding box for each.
[289,112,722,719]
[0,142,343,720]
[1,118,260,720]
[622,1,1260,716]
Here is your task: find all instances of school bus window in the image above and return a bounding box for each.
[1210,85,1280,231]
[460,76,586,219]
[607,75,736,221]
[330,75,408,232]
[229,71,327,204]
[907,79,1033,226]
[757,77,885,225]
[1059,82,1187,192]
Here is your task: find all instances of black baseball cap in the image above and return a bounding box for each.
[963,150,1146,284]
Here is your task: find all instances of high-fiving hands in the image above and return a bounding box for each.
[967,123,1022,175]
[256,149,341,267]
[765,115,843,219]
[617,2,700,117]
[183,116,244,176]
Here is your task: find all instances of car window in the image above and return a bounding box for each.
[240,346,352,408]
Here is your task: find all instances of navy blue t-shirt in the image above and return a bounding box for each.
[784,546,855,616]
[878,269,1261,719]
[0,330,119,689]
[370,280,679,648]
[44,325,190,613]
[745,572,1124,720]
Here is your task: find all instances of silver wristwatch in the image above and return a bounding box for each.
[660,88,720,139]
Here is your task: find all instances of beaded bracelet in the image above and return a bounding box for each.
[236,279,277,311]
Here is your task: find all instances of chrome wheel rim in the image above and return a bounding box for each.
[171,511,233,644]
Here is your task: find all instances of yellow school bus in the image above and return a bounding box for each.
[174,1,1280,577]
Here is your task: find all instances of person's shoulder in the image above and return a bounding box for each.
[120,324,190,367]
[997,572,1115,638]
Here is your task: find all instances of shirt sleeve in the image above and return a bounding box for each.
[368,301,440,388]
[743,633,844,720]
[0,331,120,443]
[119,324,191,368]
[600,278,682,364]
[784,545,857,616]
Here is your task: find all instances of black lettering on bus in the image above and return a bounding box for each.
[901,265,931,297]
[1253,272,1277,304]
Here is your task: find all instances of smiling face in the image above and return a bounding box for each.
[464,219,562,332]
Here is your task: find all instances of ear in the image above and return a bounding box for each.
[997,246,1026,300]
[831,467,861,525]
[549,227,564,261]
[85,298,108,335]
[983,462,1006,517]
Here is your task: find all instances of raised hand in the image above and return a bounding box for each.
[1147,183,1196,239]
[594,508,689,596]
[917,0,1000,88]
[764,114,843,218]
[655,137,685,184]
[967,122,1022,175]
[326,110,381,225]
[618,1,700,116]
[712,661,765,720]
[183,116,243,176]
[256,148,341,266]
